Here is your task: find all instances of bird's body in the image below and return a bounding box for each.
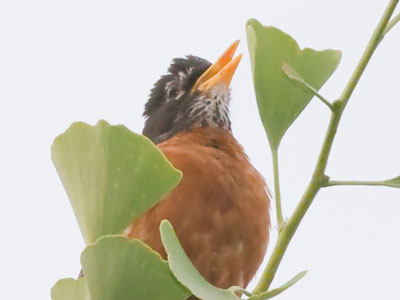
[125,127,270,290]
[124,41,270,297]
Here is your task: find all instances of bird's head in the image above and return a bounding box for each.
[143,41,242,144]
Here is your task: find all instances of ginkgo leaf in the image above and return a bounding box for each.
[246,19,341,150]
[51,278,90,300]
[81,235,191,300]
[160,220,240,300]
[51,120,182,244]
[384,175,400,188]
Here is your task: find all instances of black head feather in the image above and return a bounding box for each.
[143,55,232,144]
[144,56,210,118]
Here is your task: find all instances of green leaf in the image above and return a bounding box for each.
[51,278,90,300]
[384,175,400,188]
[248,271,307,300]
[160,220,240,300]
[51,120,182,244]
[246,19,342,150]
[81,235,190,300]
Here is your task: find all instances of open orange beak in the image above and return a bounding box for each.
[191,40,242,93]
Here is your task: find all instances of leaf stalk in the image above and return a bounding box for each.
[325,180,400,189]
[282,62,333,110]
[272,149,284,229]
[382,13,400,39]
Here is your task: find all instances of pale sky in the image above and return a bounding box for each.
[1,1,399,299]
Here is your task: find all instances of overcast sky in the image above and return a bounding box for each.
[1,0,399,299]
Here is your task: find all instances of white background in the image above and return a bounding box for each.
[1,0,399,299]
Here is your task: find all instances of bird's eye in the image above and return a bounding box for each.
[167,87,179,98]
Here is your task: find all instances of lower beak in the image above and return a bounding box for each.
[192,40,242,93]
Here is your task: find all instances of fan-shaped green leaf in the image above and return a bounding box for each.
[51,120,182,244]
[246,19,341,150]
[160,220,240,300]
[81,235,190,300]
[51,278,90,300]
[385,175,400,188]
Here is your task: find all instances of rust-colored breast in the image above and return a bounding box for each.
[125,127,270,293]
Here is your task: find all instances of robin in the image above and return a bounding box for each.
[124,40,271,297]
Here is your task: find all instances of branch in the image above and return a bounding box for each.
[252,0,399,294]
[339,1,399,105]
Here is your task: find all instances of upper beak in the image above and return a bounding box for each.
[191,40,243,93]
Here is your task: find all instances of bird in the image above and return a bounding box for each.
[124,41,270,298]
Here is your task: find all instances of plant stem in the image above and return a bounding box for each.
[383,13,400,37]
[253,109,341,294]
[325,180,399,188]
[252,0,399,294]
[272,149,283,228]
[340,1,399,105]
